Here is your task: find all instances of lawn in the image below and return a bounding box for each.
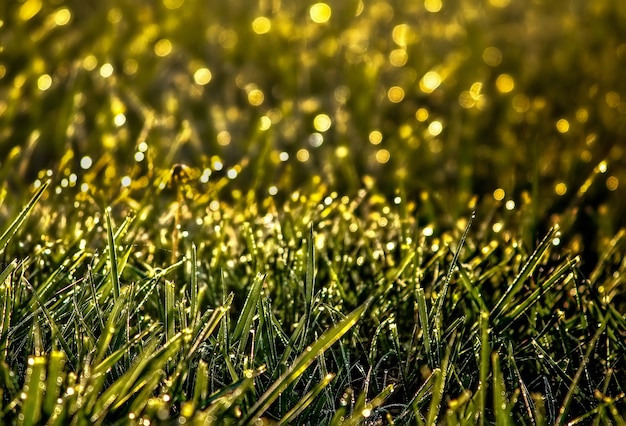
[1,0,625,424]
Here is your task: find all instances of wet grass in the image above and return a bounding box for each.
[1,0,626,424]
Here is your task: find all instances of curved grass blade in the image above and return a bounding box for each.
[556,315,609,426]
[0,259,18,358]
[105,208,120,300]
[41,350,66,418]
[92,332,184,419]
[278,373,335,425]
[492,226,558,321]
[492,351,513,425]
[190,243,198,328]
[433,212,474,344]
[23,279,75,368]
[0,179,49,254]
[21,356,46,426]
[239,297,372,425]
[301,225,316,351]
[478,311,490,426]
[500,257,578,332]
[426,335,453,426]
[233,273,265,355]
[397,367,440,422]
[416,287,434,367]
[347,384,395,425]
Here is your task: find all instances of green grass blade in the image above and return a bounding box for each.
[457,262,487,312]
[492,226,558,320]
[303,225,315,343]
[232,273,265,355]
[500,257,578,331]
[556,315,609,426]
[164,279,176,342]
[94,332,184,418]
[426,338,452,426]
[240,297,372,425]
[492,350,513,425]
[0,259,18,358]
[190,243,198,328]
[193,359,210,408]
[23,280,75,368]
[43,350,66,417]
[433,212,474,344]
[187,294,232,360]
[105,208,120,300]
[397,367,439,422]
[508,342,536,425]
[416,287,434,367]
[93,286,134,366]
[278,373,335,425]
[21,356,46,426]
[478,311,490,426]
[0,179,49,254]
[0,259,18,286]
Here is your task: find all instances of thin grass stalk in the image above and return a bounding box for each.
[478,310,490,426]
[492,226,558,320]
[190,243,198,329]
[556,315,609,426]
[105,208,120,300]
[427,334,454,426]
[0,179,49,253]
[433,212,474,345]
[416,287,434,368]
[240,298,371,425]
[278,373,334,425]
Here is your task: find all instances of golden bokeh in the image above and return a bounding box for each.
[387,86,405,103]
[252,17,271,34]
[310,3,331,24]
[425,0,443,13]
[54,8,72,26]
[376,149,390,163]
[37,74,52,91]
[154,39,173,57]
[369,130,383,145]
[248,89,264,106]
[495,74,515,93]
[556,119,570,133]
[313,114,332,132]
[420,71,441,93]
[555,182,567,195]
[193,68,212,85]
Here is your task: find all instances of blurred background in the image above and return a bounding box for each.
[1,0,626,260]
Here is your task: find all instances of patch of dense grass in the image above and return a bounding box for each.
[1,0,625,424]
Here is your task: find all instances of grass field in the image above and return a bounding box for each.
[1,0,626,424]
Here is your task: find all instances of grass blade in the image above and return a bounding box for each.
[43,351,66,417]
[433,212,474,344]
[426,336,452,426]
[500,257,578,331]
[240,297,372,425]
[105,208,120,300]
[478,311,490,426]
[278,373,335,425]
[303,225,316,347]
[190,243,198,328]
[0,179,49,253]
[233,273,265,355]
[492,226,558,320]
[21,356,46,426]
[492,350,513,425]
[416,287,434,367]
[556,315,609,426]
